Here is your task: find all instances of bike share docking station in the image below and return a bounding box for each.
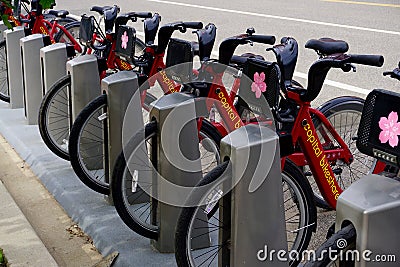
[66,54,102,172]
[219,124,287,266]
[20,33,52,124]
[102,71,141,200]
[149,92,211,252]
[67,54,101,122]
[334,89,400,266]
[4,26,25,109]
[40,43,76,94]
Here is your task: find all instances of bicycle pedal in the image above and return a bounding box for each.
[98,113,108,121]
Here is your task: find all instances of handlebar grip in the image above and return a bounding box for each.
[349,54,384,67]
[133,12,152,19]
[249,35,276,45]
[182,21,203,29]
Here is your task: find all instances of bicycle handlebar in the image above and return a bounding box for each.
[346,54,384,67]
[218,32,275,68]
[115,11,153,29]
[301,53,384,102]
[182,21,203,29]
[248,35,276,45]
[130,11,153,19]
[383,62,400,81]
[156,21,204,53]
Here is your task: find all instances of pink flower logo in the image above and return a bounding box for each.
[379,111,400,148]
[121,31,129,49]
[251,72,267,99]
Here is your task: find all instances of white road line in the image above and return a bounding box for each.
[293,71,370,95]
[147,0,400,36]
[210,51,370,95]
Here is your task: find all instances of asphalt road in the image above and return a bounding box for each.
[57,0,400,106]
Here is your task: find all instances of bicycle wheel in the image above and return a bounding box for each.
[303,224,356,267]
[43,15,77,27]
[307,97,369,209]
[54,17,77,25]
[0,40,9,103]
[69,93,158,194]
[111,119,222,239]
[54,21,83,55]
[38,74,71,160]
[175,159,317,267]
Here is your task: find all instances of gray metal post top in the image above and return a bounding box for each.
[336,174,400,266]
[220,124,287,266]
[67,54,98,66]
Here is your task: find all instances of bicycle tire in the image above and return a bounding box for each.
[54,21,82,54]
[111,119,222,239]
[303,224,356,267]
[175,159,317,267]
[0,40,9,103]
[69,93,158,195]
[54,17,77,25]
[309,97,367,210]
[38,74,71,160]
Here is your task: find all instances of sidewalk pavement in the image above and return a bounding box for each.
[0,102,176,266]
[0,180,58,266]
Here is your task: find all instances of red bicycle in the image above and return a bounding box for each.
[0,0,82,103]
[109,29,318,266]
[173,39,383,267]
[67,17,206,194]
[38,5,150,160]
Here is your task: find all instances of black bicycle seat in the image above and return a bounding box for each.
[305,38,349,55]
[230,53,265,66]
[144,13,161,45]
[286,85,307,96]
[47,10,69,18]
[194,23,217,61]
[90,6,113,15]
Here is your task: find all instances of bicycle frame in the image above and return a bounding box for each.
[2,3,82,53]
[31,14,82,53]
[284,92,350,208]
[189,62,360,209]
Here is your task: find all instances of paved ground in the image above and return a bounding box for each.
[0,102,177,266]
[0,135,103,266]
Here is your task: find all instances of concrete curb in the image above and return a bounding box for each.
[0,102,176,266]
